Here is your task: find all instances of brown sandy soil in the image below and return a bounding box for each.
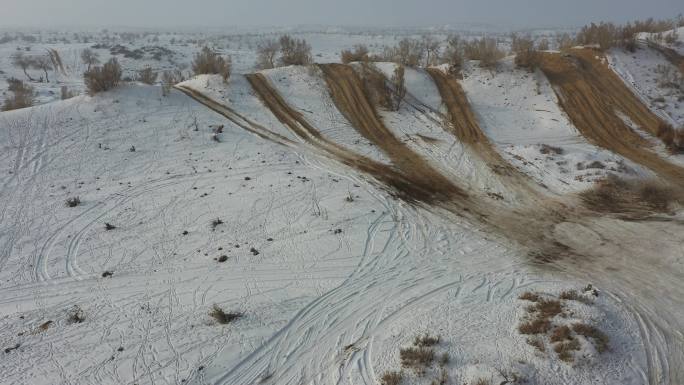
[540,50,684,190]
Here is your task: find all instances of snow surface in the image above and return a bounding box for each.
[1,29,681,385]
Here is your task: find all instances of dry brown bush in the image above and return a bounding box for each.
[399,346,434,372]
[84,58,122,95]
[380,371,403,385]
[580,175,680,214]
[2,77,35,111]
[518,318,552,335]
[558,290,579,301]
[528,299,563,319]
[549,325,573,343]
[572,323,609,353]
[463,37,504,68]
[136,67,158,85]
[526,337,546,352]
[278,35,312,66]
[340,44,369,64]
[518,291,541,302]
[554,339,581,362]
[192,46,231,82]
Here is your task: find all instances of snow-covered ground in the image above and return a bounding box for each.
[1,27,683,385]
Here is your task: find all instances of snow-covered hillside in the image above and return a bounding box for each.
[1,28,684,385]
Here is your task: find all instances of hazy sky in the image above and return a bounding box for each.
[1,0,682,29]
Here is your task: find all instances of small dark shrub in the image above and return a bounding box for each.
[65,197,81,207]
[217,255,228,263]
[102,270,113,278]
[413,333,440,347]
[68,306,85,324]
[209,304,242,324]
[539,144,564,155]
[211,218,223,231]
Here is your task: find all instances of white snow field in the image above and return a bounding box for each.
[1,29,684,385]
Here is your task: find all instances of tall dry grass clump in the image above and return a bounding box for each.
[340,44,369,64]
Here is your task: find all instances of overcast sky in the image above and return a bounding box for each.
[1,0,682,29]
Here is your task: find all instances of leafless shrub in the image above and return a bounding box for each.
[572,323,609,353]
[422,35,441,66]
[511,34,541,71]
[441,34,464,75]
[84,58,122,95]
[555,33,575,51]
[539,144,564,155]
[81,48,100,71]
[12,52,35,81]
[380,371,403,385]
[340,44,369,64]
[192,46,231,82]
[256,38,280,69]
[209,304,242,324]
[655,64,684,90]
[2,77,35,111]
[463,37,504,69]
[359,62,392,110]
[278,35,312,66]
[161,69,184,96]
[136,67,158,85]
[31,55,52,82]
[390,65,406,111]
[473,378,490,385]
[65,196,81,207]
[383,38,424,67]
